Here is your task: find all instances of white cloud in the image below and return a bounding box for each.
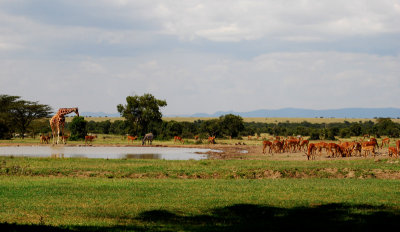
[155,0,400,42]
[0,0,399,115]
[1,52,399,114]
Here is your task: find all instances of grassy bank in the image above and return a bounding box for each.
[1,157,400,179]
[1,155,400,231]
[1,176,400,231]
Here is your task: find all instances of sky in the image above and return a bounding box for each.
[1,0,399,116]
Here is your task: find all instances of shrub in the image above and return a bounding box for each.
[68,116,87,141]
[309,130,320,140]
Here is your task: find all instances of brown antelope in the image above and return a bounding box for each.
[174,136,184,144]
[262,140,273,154]
[127,135,138,143]
[326,143,338,158]
[362,138,378,151]
[272,140,285,153]
[381,138,390,149]
[299,140,309,152]
[388,147,398,158]
[362,145,375,157]
[208,136,215,144]
[338,142,355,157]
[397,140,400,155]
[314,142,328,156]
[85,135,97,145]
[285,139,300,153]
[61,135,69,144]
[40,134,49,144]
[352,142,362,157]
[306,143,317,160]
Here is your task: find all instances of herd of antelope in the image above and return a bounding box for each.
[173,135,215,144]
[39,134,96,145]
[40,134,69,144]
[262,136,400,160]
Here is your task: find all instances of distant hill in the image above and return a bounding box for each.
[80,112,120,117]
[187,108,400,118]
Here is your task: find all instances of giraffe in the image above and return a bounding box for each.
[50,108,79,144]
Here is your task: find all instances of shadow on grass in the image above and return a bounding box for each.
[1,203,399,231]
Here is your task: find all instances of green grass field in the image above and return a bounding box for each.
[1,177,400,231]
[1,133,400,231]
[1,156,400,231]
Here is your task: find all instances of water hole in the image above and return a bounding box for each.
[0,146,219,160]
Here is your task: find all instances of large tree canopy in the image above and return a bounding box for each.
[219,114,245,138]
[117,93,167,136]
[0,94,52,139]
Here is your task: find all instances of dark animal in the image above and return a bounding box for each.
[142,133,154,145]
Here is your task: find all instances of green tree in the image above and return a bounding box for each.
[375,118,397,136]
[324,128,336,140]
[166,121,183,137]
[110,120,128,135]
[0,95,52,138]
[219,114,244,138]
[0,121,10,139]
[68,116,87,141]
[10,100,52,138]
[117,93,167,136]
[199,119,220,137]
[339,128,351,138]
[309,129,321,140]
[100,120,111,134]
[349,123,362,136]
[0,95,20,139]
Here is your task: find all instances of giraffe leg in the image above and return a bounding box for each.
[57,127,60,144]
[51,127,56,145]
[60,125,65,144]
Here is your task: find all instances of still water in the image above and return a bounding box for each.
[0,146,217,160]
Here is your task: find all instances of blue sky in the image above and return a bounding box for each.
[1,0,399,115]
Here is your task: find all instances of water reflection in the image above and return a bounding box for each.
[51,153,64,158]
[125,154,161,159]
[0,146,214,160]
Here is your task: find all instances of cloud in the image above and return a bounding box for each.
[1,51,399,114]
[0,0,399,115]
[155,0,400,42]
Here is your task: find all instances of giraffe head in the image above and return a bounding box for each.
[73,107,79,117]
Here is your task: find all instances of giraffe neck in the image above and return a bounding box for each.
[57,108,79,117]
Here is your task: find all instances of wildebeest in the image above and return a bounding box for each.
[142,133,154,145]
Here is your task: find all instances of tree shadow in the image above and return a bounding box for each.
[136,203,400,231]
[1,203,399,231]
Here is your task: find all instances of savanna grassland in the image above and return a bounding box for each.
[1,125,400,231]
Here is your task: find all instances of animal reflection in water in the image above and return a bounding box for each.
[125,154,161,159]
[51,153,64,158]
